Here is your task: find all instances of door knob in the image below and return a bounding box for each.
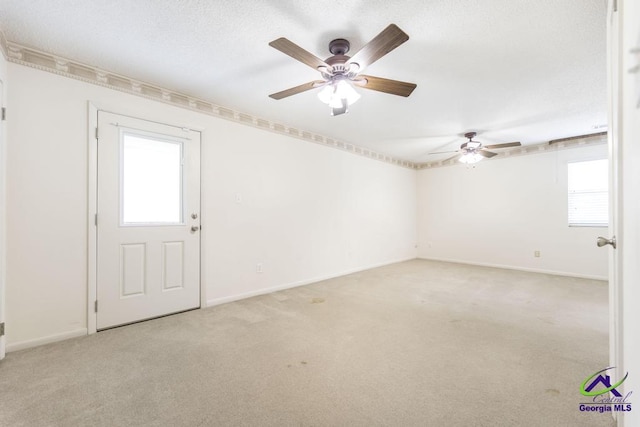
[597,236,616,249]
[191,226,200,233]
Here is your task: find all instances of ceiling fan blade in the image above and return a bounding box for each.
[269,37,330,70]
[346,24,409,72]
[483,142,521,149]
[478,150,498,158]
[269,80,326,100]
[443,153,462,163]
[354,75,416,97]
[427,150,459,155]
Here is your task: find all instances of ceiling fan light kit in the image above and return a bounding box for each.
[317,78,361,115]
[269,24,417,116]
[458,152,483,164]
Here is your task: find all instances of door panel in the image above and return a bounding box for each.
[162,241,185,290]
[96,111,201,330]
[120,243,146,297]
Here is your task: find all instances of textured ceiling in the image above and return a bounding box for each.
[0,0,607,163]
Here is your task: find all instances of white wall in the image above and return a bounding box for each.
[417,144,608,279]
[206,129,418,304]
[5,63,417,349]
[5,59,611,352]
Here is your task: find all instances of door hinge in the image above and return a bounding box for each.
[95,213,98,226]
[0,322,4,337]
[95,127,99,139]
[94,300,98,313]
[1,107,5,121]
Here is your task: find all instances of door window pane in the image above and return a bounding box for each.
[122,133,183,224]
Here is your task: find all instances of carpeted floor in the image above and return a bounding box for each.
[0,260,614,426]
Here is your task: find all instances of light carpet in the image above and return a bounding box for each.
[0,260,614,426]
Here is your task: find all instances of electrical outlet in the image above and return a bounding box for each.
[534,250,541,258]
[256,263,263,273]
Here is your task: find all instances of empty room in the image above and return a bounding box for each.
[1,1,639,426]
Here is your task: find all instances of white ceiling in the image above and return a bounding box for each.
[0,0,607,163]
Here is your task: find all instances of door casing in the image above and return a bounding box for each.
[87,103,207,334]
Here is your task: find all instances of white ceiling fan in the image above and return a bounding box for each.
[428,132,522,164]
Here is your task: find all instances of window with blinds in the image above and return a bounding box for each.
[568,159,608,227]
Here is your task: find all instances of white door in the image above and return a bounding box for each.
[0,79,5,360]
[608,1,640,426]
[619,5,640,424]
[96,111,201,330]
[606,0,622,416]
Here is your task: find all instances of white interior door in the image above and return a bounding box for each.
[96,111,201,330]
[607,1,640,426]
[606,0,622,410]
[615,1,640,426]
[0,79,5,360]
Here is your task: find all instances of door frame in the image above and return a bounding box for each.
[0,78,5,359]
[87,102,207,334]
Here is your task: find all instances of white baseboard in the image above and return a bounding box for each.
[6,328,87,353]
[206,257,416,307]
[417,256,608,281]
[6,257,600,353]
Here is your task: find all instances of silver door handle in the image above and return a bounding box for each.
[191,226,200,232]
[597,236,616,249]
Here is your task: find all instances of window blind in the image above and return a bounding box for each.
[567,159,608,227]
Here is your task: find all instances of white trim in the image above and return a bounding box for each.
[6,328,88,353]
[206,257,416,307]
[1,36,609,172]
[418,133,608,169]
[0,78,5,360]
[0,30,7,60]
[87,102,98,334]
[417,256,608,281]
[3,41,417,170]
[198,130,207,309]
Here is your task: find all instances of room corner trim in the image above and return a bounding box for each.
[0,30,7,60]
[4,41,418,170]
[416,133,608,169]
